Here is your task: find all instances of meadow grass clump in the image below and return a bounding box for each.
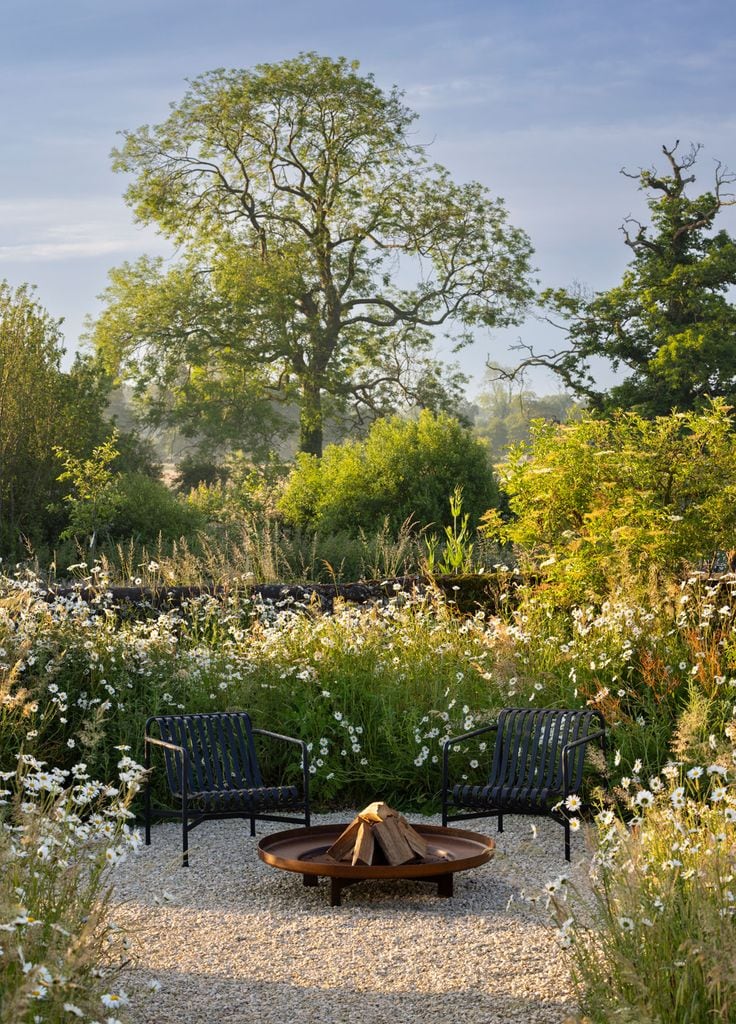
[5,565,736,813]
[0,748,148,1023]
[506,578,736,785]
[547,738,736,1024]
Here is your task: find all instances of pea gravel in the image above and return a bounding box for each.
[111,813,592,1024]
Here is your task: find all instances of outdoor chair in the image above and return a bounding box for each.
[442,706,605,861]
[144,711,310,866]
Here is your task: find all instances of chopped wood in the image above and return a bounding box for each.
[352,821,375,866]
[326,801,429,867]
[400,816,429,858]
[323,819,361,863]
[372,814,414,864]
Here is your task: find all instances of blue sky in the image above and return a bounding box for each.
[1,0,734,394]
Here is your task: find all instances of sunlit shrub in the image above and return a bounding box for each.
[111,474,205,544]
[482,400,736,605]
[279,409,499,536]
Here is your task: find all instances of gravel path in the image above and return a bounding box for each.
[111,813,590,1024]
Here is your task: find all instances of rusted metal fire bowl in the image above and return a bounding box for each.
[257,823,495,906]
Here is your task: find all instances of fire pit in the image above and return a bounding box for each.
[257,806,495,906]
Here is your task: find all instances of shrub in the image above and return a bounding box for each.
[111,473,205,544]
[186,451,287,526]
[279,409,499,537]
[482,400,736,604]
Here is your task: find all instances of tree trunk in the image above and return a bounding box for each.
[300,378,324,456]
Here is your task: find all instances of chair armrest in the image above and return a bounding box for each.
[561,729,605,793]
[144,717,185,756]
[251,728,310,801]
[562,729,605,753]
[143,728,189,802]
[144,735,186,755]
[252,727,307,750]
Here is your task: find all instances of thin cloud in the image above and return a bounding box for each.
[0,238,145,262]
[0,199,165,263]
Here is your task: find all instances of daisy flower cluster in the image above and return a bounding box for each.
[0,749,148,1023]
[544,728,736,1023]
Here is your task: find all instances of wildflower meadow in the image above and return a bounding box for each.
[1,556,735,1021]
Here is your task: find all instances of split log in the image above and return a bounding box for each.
[326,801,429,866]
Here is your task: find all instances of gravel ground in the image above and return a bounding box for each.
[111,812,591,1024]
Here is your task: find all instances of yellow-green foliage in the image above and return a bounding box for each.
[483,400,736,603]
[280,409,499,536]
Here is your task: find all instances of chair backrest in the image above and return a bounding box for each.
[489,707,600,795]
[150,712,263,795]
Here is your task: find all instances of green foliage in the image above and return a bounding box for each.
[53,433,124,550]
[482,401,736,603]
[0,285,113,556]
[185,451,287,525]
[279,410,499,536]
[532,143,736,415]
[112,473,205,544]
[91,52,533,457]
[424,486,475,575]
[0,281,160,560]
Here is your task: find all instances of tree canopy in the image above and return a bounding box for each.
[91,53,534,456]
[507,143,736,415]
[0,282,155,557]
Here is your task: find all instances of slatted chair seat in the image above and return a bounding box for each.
[452,782,557,814]
[144,711,310,866]
[190,784,300,813]
[442,707,605,861]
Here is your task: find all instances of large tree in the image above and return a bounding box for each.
[505,143,736,415]
[0,281,160,557]
[0,283,142,555]
[91,53,534,456]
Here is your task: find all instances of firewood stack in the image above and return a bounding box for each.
[326,802,431,866]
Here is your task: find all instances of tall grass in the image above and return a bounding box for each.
[4,563,736,1018]
[549,756,736,1023]
[47,514,433,587]
[0,665,147,1024]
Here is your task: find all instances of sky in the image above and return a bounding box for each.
[1,0,735,397]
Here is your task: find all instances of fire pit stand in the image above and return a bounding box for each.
[257,823,495,906]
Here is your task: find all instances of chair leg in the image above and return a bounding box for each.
[144,745,151,847]
[144,784,151,847]
[182,816,189,868]
[564,819,571,862]
[181,793,189,868]
[250,815,256,837]
[497,813,504,834]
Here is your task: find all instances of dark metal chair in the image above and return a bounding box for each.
[144,711,310,866]
[442,707,605,861]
